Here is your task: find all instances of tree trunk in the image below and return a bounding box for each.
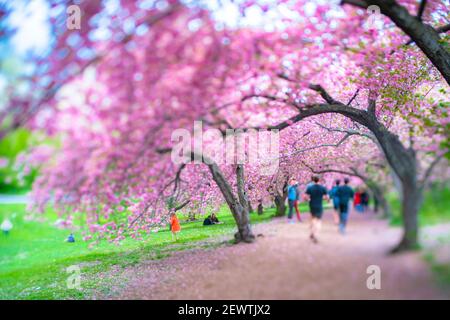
[232,203,255,243]
[274,195,287,217]
[367,121,422,252]
[390,178,422,253]
[366,180,392,218]
[274,180,288,217]
[257,201,264,215]
[235,165,255,242]
[248,200,254,213]
[373,195,379,213]
[202,156,255,243]
[376,190,392,219]
[188,211,196,221]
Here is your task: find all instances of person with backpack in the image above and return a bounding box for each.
[287,178,299,224]
[337,178,355,234]
[294,181,302,222]
[329,179,341,225]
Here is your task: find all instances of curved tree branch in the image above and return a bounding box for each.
[417,0,427,21]
[314,121,377,143]
[342,0,450,84]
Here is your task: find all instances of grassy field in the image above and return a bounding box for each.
[388,186,450,226]
[0,129,39,194]
[1,194,448,299]
[425,252,450,291]
[0,203,276,299]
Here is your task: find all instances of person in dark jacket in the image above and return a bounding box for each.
[203,213,222,226]
[360,188,369,212]
[305,175,328,243]
[337,178,354,234]
[329,179,341,225]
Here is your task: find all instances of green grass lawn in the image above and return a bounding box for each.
[0,203,274,299]
[3,192,447,299]
[425,251,450,291]
[388,186,450,226]
[0,129,39,194]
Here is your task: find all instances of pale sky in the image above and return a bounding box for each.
[6,0,51,55]
[5,0,325,56]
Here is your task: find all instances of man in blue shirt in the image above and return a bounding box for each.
[337,178,354,234]
[305,175,328,243]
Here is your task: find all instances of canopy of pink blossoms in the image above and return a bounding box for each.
[11,0,447,242]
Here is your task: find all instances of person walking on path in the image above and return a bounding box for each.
[287,178,298,224]
[294,182,302,222]
[329,179,340,225]
[360,188,369,212]
[337,178,354,234]
[354,187,363,213]
[305,175,328,243]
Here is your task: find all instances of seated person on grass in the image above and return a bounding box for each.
[203,213,222,226]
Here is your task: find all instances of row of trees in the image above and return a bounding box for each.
[2,0,448,251]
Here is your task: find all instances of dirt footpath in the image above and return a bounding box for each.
[104,211,449,299]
